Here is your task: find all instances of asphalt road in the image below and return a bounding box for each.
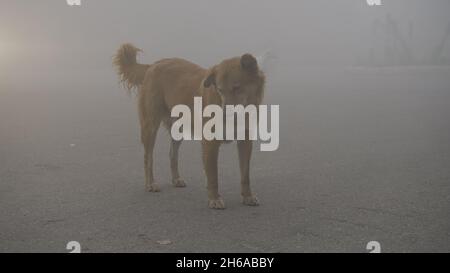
[1,66,449,252]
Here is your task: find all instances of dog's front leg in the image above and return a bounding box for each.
[202,140,225,209]
[238,140,259,206]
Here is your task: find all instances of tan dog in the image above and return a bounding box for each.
[113,44,265,209]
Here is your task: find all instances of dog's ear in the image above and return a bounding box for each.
[203,68,216,88]
[240,54,258,73]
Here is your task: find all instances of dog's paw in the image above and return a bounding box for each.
[146,183,161,192]
[208,198,226,210]
[172,178,186,188]
[242,195,259,206]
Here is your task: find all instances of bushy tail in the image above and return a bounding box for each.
[113,43,150,91]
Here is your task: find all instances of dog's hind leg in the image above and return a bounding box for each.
[169,139,186,188]
[142,121,161,192]
[162,118,186,188]
[139,91,163,192]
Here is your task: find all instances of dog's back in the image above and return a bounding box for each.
[144,58,206,110]
[113,44,210,116]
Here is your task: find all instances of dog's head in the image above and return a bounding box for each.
[203,54,265,107]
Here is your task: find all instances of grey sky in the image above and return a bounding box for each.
[1,0,449,87]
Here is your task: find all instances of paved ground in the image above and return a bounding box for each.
[1,66,449,252]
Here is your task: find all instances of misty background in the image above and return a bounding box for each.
[1,1,450,82]
[1,0,450,252]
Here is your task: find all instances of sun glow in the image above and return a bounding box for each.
[0,33,9,61]
[0,41,4,58]
[0,37,18,64]
[0,40,11,65]
[0,42,7,67]
[0,29,15,63]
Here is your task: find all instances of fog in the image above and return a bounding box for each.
[2,1,450,84]
[1,1,450,252]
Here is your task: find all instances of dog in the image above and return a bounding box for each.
[113,44,265,209]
